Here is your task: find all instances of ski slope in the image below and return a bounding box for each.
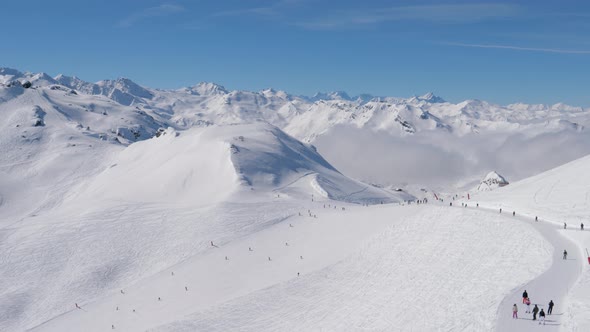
[471,154,590,331]
[31,205,550,332]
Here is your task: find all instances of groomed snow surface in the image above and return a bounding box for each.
[29,205,550,332]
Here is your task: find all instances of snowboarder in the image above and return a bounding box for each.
[512,304,518,319]
[525,297,531,313]
[532,304,539,320]
[563,250,568,260]
[522,290,528,303]
[548,300,554,315]
[582,223,585,231]
[539,308,546,325]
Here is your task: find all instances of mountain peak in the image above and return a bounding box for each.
[477,171,509,191]
[417,92,445,103]
[191,82,228,95]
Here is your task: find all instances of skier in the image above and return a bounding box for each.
[185,286,188,291]
[548,300,554,315]
[564,222,567,229]
[539,308,546,325]
[563,249,568,260]
[582,223,585,231]
[513,211,515,216]
[525,297,531,313]
[75,303,81,309]
[500,208,502,213]
[532,304,539,320]
[535,216,538,222]
[522,290,528,303]
[512,304,518,319]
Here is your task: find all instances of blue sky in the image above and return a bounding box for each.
[3,0,590,105]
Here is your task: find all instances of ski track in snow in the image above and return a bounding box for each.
[457,205,583,331]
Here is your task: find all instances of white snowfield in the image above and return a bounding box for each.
[1,67,590,331]
[31,206,550,332]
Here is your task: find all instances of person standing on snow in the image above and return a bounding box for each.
[525,298,531,313]
[522,290,528,303]
[548,300,554,315]
[532,304,539,320]
[512,304,518,319]
[563,250,568,260]
[539,308,546,325]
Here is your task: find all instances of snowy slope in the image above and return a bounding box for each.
[471,154,590,331]
[30,206,550,332]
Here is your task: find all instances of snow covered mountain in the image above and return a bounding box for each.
[476,171,509,191]
[2,66,590,192]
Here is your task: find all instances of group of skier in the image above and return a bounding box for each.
[512,290,554,325]
[563,222,585,230]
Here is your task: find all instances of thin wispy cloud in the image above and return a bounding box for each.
[441,42,590,54]
[118,4,185,28]
[213,7,278,18]
[294,3,519,30]
[212,0,309,19]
